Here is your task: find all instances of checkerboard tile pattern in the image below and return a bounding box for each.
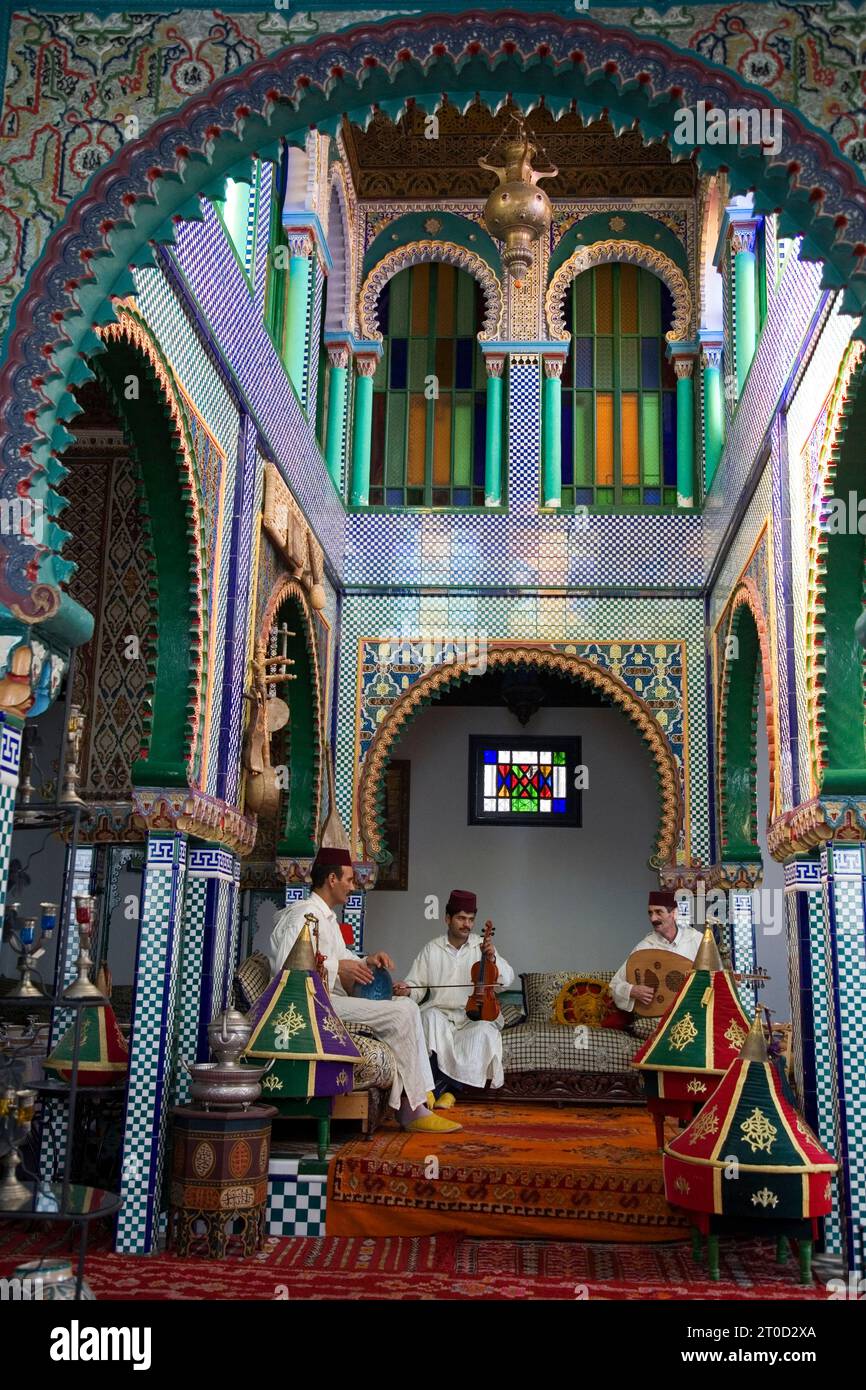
[729,890,758,1012]
[703,252,825,575]
[822,843,866,1275]
[170,209,344,573]
[804,883,843,1254]
[172,872,209,1108]
[267,1170,328,1237]
[116,833,187,1255]
[0,718,20,919]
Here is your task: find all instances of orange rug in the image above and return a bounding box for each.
[327,1103,690,1241]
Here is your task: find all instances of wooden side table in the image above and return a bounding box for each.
[169,1105,277,1259]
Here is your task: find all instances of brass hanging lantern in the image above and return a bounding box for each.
[479,113,558,282]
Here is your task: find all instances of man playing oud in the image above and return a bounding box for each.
[396,889,514,1106]
[609,888,702,1012]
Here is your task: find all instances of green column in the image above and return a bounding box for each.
[324,346,348,491]
[673,355,695,508]
[542,358,563,508]
[350,357,376,507]
[484,357,504,506]
[700,337,724,491]
[285,235,312,402]
[733,224,757,393]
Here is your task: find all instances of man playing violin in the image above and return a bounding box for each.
[394,889,514,1107]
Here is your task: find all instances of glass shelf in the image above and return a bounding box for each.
[0,1182,121,1222]
[0,993,108,1010]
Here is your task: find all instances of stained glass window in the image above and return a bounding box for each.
[366,263,490,508]
[468,736,582,826]
[558,264,677,509]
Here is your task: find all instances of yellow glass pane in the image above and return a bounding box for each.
[436,264,455,337]
[595,265,613,334]
[596,394,614,486]
[411,264,430,335]
[433,395,452,486]
[620,264,638,334]
[622,393,639,486]
[408,395,427,485]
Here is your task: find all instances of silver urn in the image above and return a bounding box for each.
[183,1059,272,1110]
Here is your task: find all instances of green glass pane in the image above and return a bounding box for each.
[596,487,615,505]
[573,271,592,332]
[641,394,660,485]
[385,394,407,487]
[663,487,678,505]
[596,337,613,389]
[622,487,640,504]
[453,396,472,486]
[621,338,639,390]
[390,269,410,336]
[573,393,593,486]
[456,271,475,335]
[639,270,660,335]
[409,339,427,391]
[474,343,487,388]
[373,353,387,389]
[561,486,574,509]
[554,751,565,764]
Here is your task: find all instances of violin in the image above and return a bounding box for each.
[465,920,501,1023]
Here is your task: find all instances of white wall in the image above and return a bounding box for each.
[363,705,661,980]
[754,672,789,1020]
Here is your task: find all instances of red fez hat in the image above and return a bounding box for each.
[314,847,353,872]
[446,889,477,915]
[648,889,678,911]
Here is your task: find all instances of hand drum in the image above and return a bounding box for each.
[352,965,394,1001]
[625,948,690,1017]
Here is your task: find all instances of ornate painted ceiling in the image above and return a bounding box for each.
[342,100,699,201]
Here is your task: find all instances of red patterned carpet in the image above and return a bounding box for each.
[328,1102,691,1239]
[0,1227,823,1299]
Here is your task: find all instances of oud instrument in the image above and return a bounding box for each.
[624,947,691,1017]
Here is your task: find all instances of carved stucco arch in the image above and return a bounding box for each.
[358,644,682,870]
[716,579,775,860]
[255,574,324,853]
[545,240,693,342]
[325,161,356,335]
[358,240,504,342]
[805,340,866,797]
[95,306,208,787]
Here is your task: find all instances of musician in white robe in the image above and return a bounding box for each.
[263,848,461,1134]
[609,889,703,1012]
[396,890,514,1102]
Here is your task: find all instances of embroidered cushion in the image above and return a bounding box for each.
[233,952,271,1012]
[521,970,616,1024]
[552,975,628,1028]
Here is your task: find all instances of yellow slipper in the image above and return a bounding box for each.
[434,1091,457,1109]
[426,1091,436,1110]
[405,1113,462,1134]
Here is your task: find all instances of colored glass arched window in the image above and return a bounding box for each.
[560,264,677,508]
[368,263,489,508]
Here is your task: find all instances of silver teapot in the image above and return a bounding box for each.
[207,1007,252,1068]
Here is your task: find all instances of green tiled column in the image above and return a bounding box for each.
[732,222,758,393]
[484,356,504,507]
[542,357,563,508]
[285,232,313,404]
[324,343,349,491]
[699,332,724,491]
[350,354,378,508]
